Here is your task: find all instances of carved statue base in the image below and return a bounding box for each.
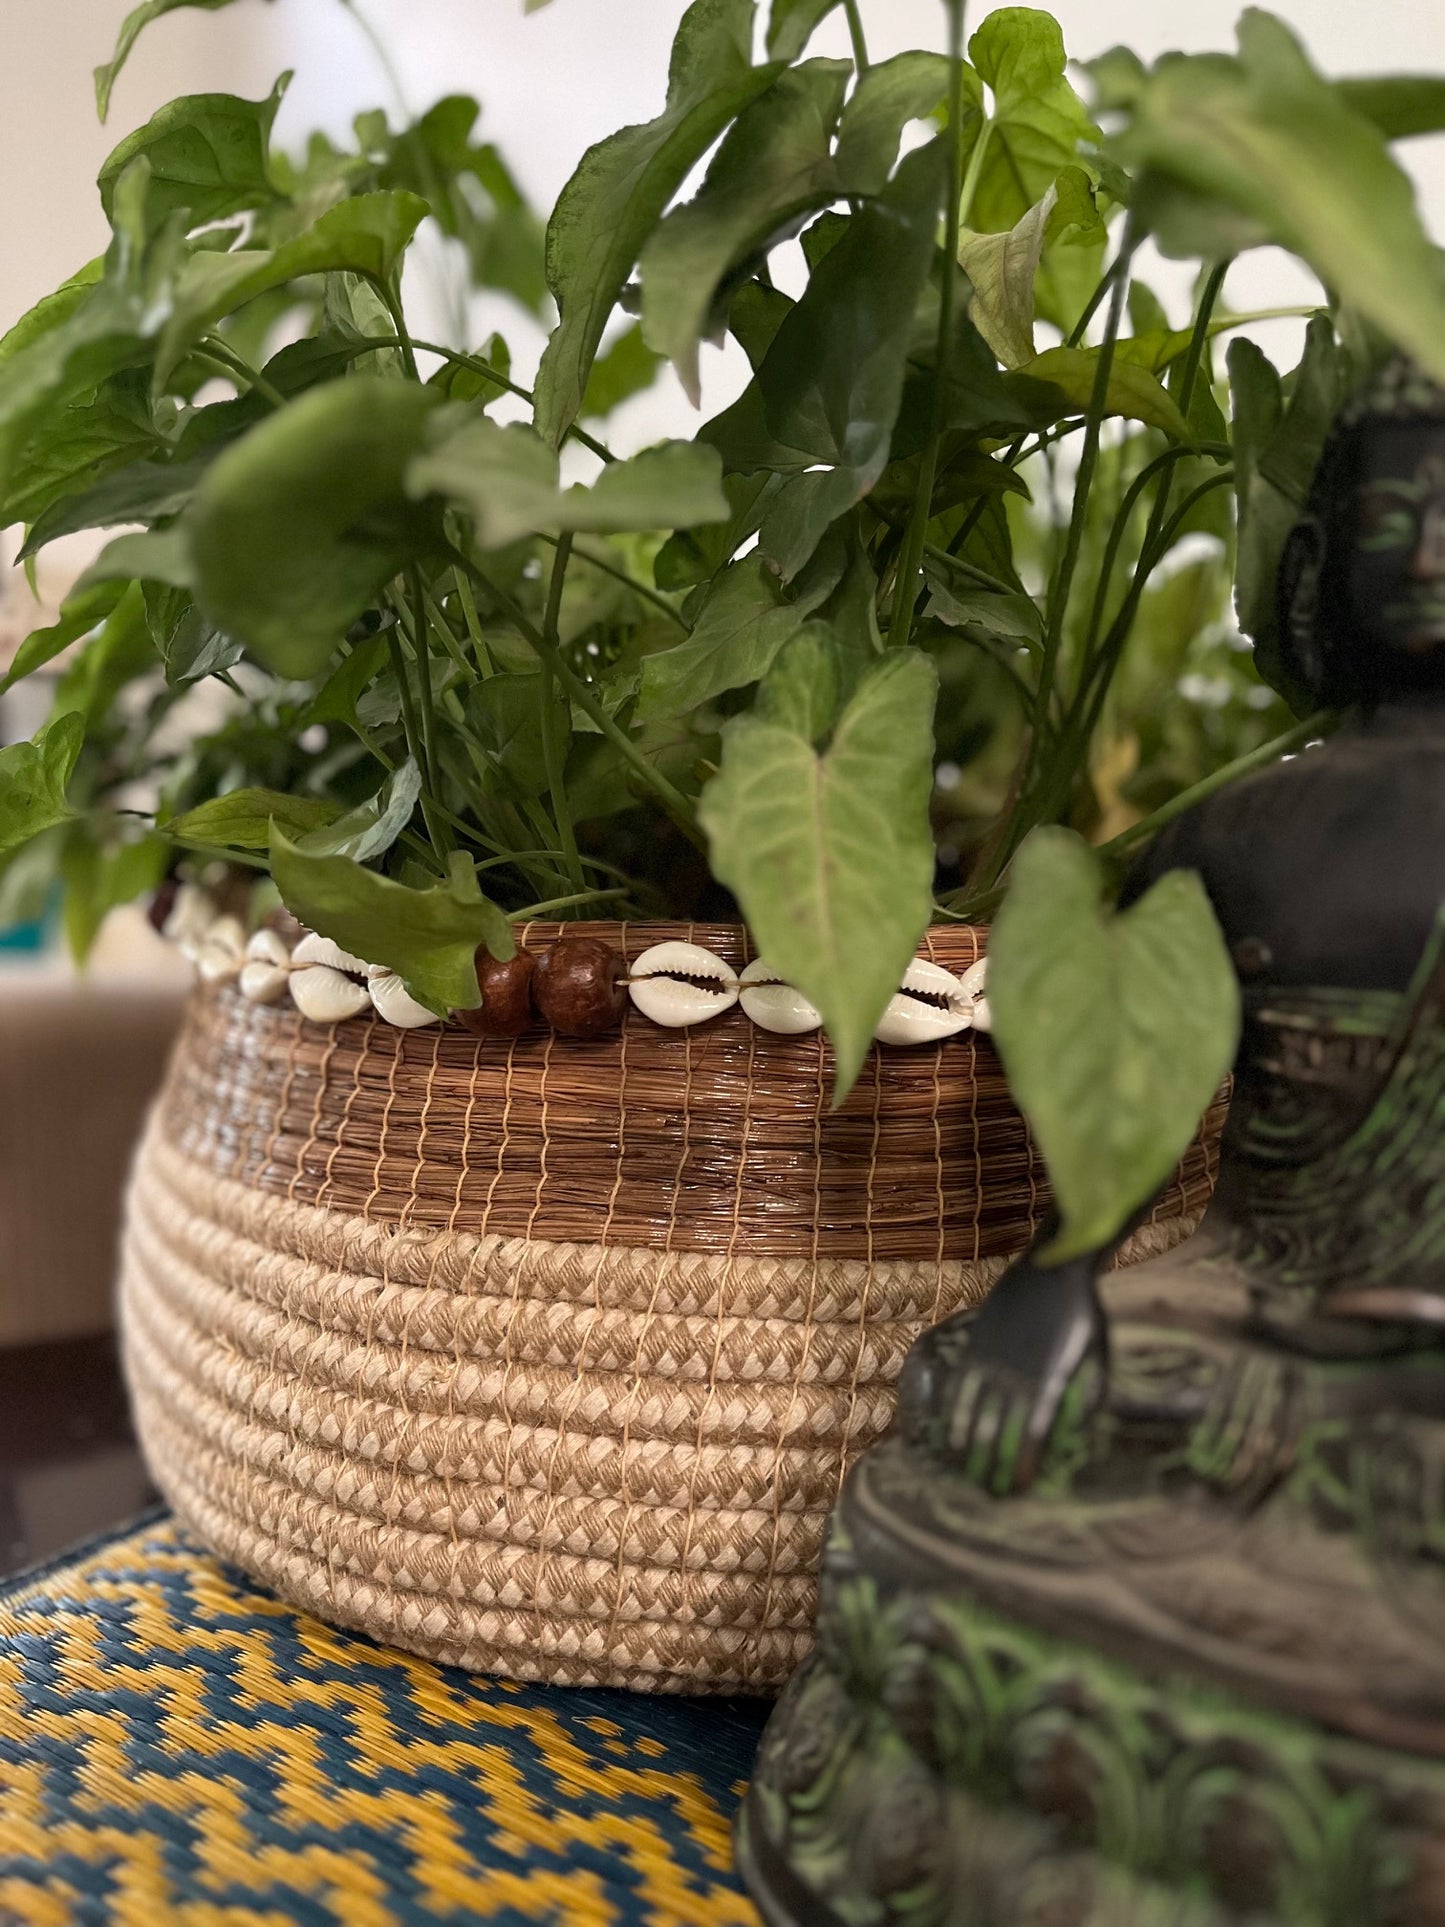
[739,1232,1445,1926]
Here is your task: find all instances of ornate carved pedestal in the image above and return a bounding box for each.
[740,1234,1445,1924]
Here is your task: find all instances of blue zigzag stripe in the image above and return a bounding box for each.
[0,1513,768,1924]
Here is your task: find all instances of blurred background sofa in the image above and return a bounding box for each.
[0,969,183,1348]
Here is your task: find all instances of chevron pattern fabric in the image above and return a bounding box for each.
[0,1511,769,1924]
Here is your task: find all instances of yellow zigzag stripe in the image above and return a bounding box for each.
[0,1524,761,1926]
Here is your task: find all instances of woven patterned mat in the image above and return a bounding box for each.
[0,1510,768,1925]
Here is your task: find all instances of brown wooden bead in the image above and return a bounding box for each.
[457,948,536,1037]
[532,938,627,1037]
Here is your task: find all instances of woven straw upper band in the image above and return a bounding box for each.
[121,926,1220,1692]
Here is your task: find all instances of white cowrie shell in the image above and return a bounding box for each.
[245,927,291,969]
[292,931,368,978]
[195,915,246,985]
[738,959,822,1035]
[290,964,372,1023]
[627,940,739,1027]
[239,959,290,1005]
[163,883,217,949]
[367,964,440,1029]
[958,957,991,1032]
[873,957,973,1046]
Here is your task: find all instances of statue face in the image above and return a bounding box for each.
[1349,422,1445,655]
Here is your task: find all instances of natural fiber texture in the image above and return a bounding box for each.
[0,1510,769,1925]
[121,923,1222,1693]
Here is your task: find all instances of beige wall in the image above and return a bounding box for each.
[0,0,280,332]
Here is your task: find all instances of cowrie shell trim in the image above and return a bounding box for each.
[292,932,368,978]
[958,957,991,1032]
[627,940,739,1028]
[738,959,822,1035]
[873,956,973,1046]
[245,928,291,969]
[195,915,246,986]
[239,960,290,1005]
[290,964,372,1023]
[164,884,217,950]
[368,964,440,1029]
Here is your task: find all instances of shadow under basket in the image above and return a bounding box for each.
[120,922,1221,1694]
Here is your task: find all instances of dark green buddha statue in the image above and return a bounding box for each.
[739,359,1445,1927]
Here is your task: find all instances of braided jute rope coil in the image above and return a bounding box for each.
[120,920,1222,1693]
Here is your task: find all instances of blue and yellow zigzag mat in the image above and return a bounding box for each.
[0,1510,768,1924]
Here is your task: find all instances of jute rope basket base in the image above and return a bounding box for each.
[120,921,1221,1693]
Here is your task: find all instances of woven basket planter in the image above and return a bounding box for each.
[120,920,1220,1694]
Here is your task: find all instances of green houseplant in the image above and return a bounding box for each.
[3,0,1445,1691]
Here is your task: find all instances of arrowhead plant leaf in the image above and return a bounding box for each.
[704,139,949,578]
[0,714,85,862]
[410,419,728,549]
[95,0,270,121]
[987,827,1240,1262]
[640,60,850,403]
[185,377,444,678]
[156,191,428,384]
[533,0,781,446]
[1110,11,1445,387]
[270,829,514,1015]
[98,79,288,231]
[700,645,938,1100]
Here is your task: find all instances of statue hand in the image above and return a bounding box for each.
[895,1243,1108,1496]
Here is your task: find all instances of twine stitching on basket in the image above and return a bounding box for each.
[318,1019,367,1209]
[442,1032,482,1564]
[677,1010,758,1629]
[257,1000,305,1196]
[834,1050,884,1498]
[492,1035,526,1500]
[531,987,632,1652]
[603,1017,695,1654]
[382,1028,444,1532]
[757,1025,829,1634]
[922,926,950,1323]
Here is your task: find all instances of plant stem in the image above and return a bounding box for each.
[421,590,478,682]
[449,562,496,674]
[1069,262,1232,745]
[1150,470,1236,556]
[361,334,617,465]
[1080,442,1210,666]
[536,532,688,631]
[385,621,450,859]
[1066,255,1122,348]
[376,284,420,381]
[887,0,968,651]
[197,337,286,408]
[1098,711,1334,862]
[450,545,706,851]
[955,116,991,230]
[510,887,629,919]
[922,542,1021,599]
[540,533,586,892]
[405,570,449,849]
[843,0,870,70]
[1029,219,1136,751]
